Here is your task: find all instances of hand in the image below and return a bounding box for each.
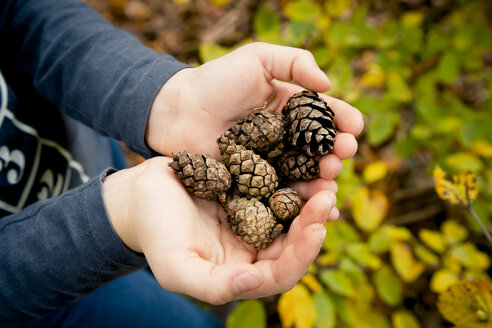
[102,157,338,304]
[146,42,363,183]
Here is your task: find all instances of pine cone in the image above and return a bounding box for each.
[269,188,302,221]
[276,149,319,181]
[218,134,279,200]
[169,151,231,202]
[282,90,336,156]
[225,196,283,249]
[230,109,285,158]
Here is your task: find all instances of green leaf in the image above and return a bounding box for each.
[367,112,399,145]
[226,300,266,328]
[430,269,459,293]
[414,244,440,266]
[418,229,446,253]
[442,220,468,245]
[346,242,382,270]
[313,292,336,328]
[322,220,359,252]
[312,47,331,68]
[320,270,355,297]
[450,242,490,269]
[390,242,425,282]
[253,4,280,35]
[369,225,412,253]
[373,266,403,307]
[284,0,322,23]
[437,52,460,84]
[392,310,421,328]
[339,257,366,285]
[445,152,484,172]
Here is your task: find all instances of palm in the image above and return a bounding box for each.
[134,160,333,304]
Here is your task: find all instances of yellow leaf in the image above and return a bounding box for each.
[450,242,490,270]
[433,165,478,206]
[392,309,421,328]
[351,187,388,232]
[402,11,424,28]
[302,274,323,293]
[438,280,492,327]
[278,284,316,328]
[471,139,492,157]
[442,220,469,245]
[211,0,230,7]
[418,229,446,253]
[325,0,352,18]
[430,269,459,293]
[390,242,425,283]
[361,64,385,88]
[363,161,388,184]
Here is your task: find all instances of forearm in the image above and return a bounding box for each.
[0,170,147,326]
[0,0,189,157]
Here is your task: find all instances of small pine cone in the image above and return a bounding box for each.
[269,188,302,221]
[231,110,285,158]
[276,149,319,181]
[282,90,336,156]
[226,197,283,249]
[169,150,231,202]
[218,135,279,200]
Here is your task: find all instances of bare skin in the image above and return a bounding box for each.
[103,42,363,305]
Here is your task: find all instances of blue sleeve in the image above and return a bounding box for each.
[0,0,190,157]
[0,169,148,326]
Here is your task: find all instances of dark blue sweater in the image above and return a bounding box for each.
[0,0,188,325]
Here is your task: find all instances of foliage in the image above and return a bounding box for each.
[91,0,492,326]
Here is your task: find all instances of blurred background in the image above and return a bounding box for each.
[84,0,492,327]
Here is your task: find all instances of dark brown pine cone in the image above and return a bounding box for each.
[169,151,231,202]
[218,134,279,200]
[276,149,319,181]
[225,196,283,249]
[269,187,302,221]
[282,90,336,156]
[227,109,285,159]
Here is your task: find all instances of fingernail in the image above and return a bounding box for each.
[234,271,262,293]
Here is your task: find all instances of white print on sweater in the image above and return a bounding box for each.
[0,71,88,214]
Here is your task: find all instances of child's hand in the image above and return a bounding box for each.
[146,42,363,183]
[102,157,337,304]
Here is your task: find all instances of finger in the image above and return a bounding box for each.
[321,95,364,135]
[244,223,326,298]
[154,250,264,305]
[332,133,358,159]
[257,190,335,260]
[290,179,338,200]
[248,42,332,92]
[319,154,343,180]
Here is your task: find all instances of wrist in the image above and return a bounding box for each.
[145,68,194,156]
[102,168,141,252]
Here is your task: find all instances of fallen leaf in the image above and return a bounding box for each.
[278,284,316,328]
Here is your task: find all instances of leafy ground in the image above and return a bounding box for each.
[85,0,492,327]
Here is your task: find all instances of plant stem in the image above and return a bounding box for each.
[468,206,492,246]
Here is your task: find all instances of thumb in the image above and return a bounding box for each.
[247,42,331,92]
[159,255,264,305]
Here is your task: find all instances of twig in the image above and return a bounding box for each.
[467,206,492,247]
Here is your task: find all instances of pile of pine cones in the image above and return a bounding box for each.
[170,90,336,249]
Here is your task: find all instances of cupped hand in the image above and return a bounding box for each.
[102,157,338,304]
[146,42,363,183]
